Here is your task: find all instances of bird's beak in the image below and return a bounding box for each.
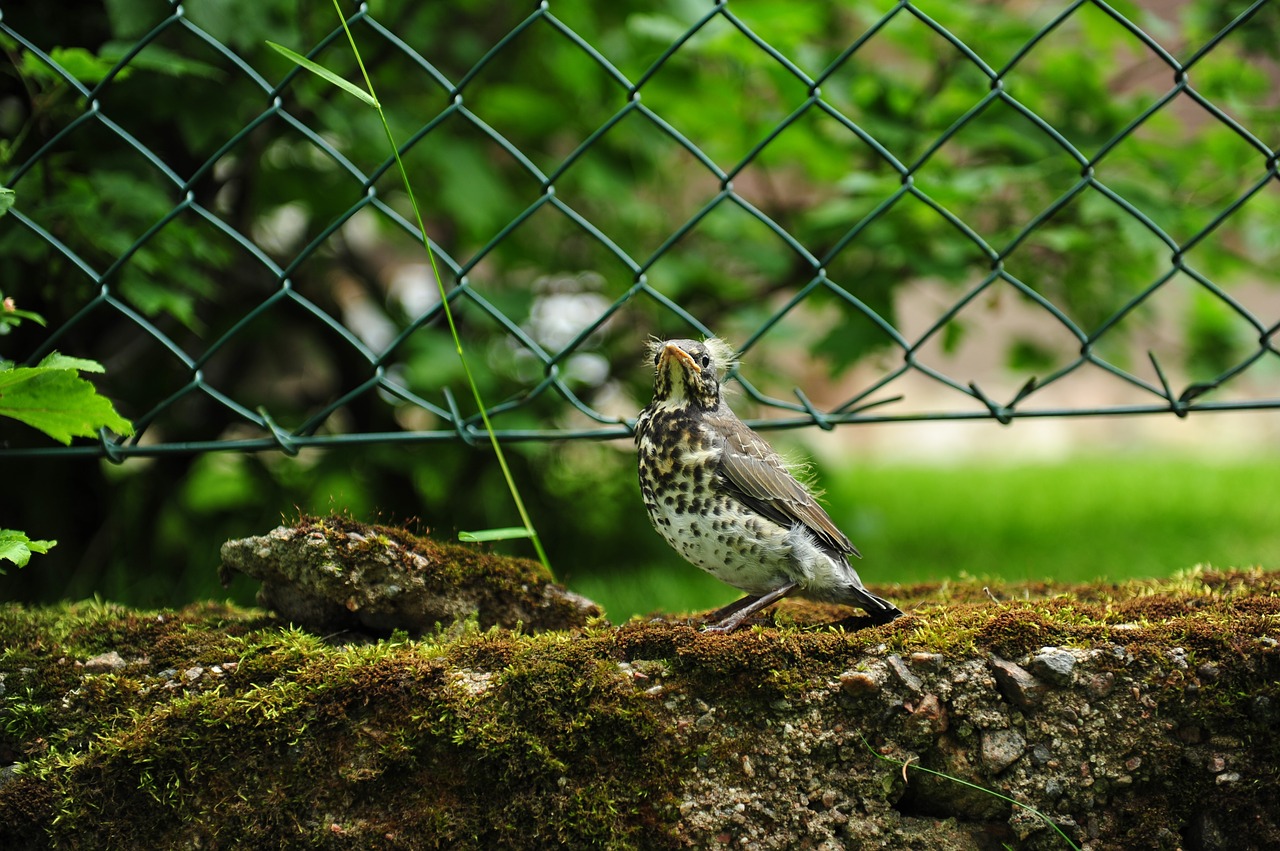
[660,343,701,374]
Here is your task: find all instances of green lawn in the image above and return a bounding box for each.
[573,454,1280,622]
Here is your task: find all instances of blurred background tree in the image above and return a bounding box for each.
[1,0,1277,618]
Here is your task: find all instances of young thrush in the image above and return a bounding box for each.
[635,337,904,633]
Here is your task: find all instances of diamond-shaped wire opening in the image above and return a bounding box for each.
[387,109,548,254]
[903,272,1087,406]
[271,199,432,352]
[274,61,405,179]
[111,204,277,332]
[194,290,380,433]
[732,102,903,236]
[632,11,814,169]
[708,0,856,74]
[910,96,1085,254]
[820,184,996,305]
[91,29,273,172]
[1000,185,1172,334]
[726,276,903,419]
[1093,92,1272,247]
[533,5,676,90]
[904,1,1058,73]
[551,107,722,266]
[1086,270,1272,404]
[641,196,817,326]
[365,3,532,90]
[437,184,640,314]
[448,15,633,177]
[815,6,995,170]
[241,109,381,230]
[996,1,1176,160]
[514,271,623,388]
[11,117,191,276]
[388,286,563,428]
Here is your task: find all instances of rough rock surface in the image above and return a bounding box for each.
[218,515,599,634]
[2,565,1279,850]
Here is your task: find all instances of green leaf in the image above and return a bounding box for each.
[100,41,223,80]
[458,527,535,543]
[0,529,56,571]
[21,46,124,86]
[37,352,106,372]
[0,356,133,444]
[0,186,14,217]
[267,41,377,108]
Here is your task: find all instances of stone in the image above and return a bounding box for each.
[905,693,948,735]
[989,656,1046,709]
[980,727,1027,774]
[839,669,883,696]
[84,651,126,672]
[886,655,923,695]
[220,516,599,635]
[1028,646,1076,685]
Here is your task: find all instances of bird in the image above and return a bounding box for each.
[634,337,904,633]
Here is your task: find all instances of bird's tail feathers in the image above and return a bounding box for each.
[845,584,905,624]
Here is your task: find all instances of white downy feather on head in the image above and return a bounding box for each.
[643,336,738,376]
[700,336,738,377]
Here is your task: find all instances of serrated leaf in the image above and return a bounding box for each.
[267,41,377,107]
[458,527,535,543]
[0,364,133,444]
[37,352,106,372]
[0,529,57,570]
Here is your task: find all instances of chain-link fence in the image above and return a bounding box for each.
[2,0,1278,461]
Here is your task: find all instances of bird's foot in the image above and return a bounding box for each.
[700,582,800,634]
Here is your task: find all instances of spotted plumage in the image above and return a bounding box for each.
[635,338,904,632]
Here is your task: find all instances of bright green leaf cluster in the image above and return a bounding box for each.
[0,352,134,445]
[0,529,57,571]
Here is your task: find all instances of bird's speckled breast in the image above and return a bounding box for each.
[635,404,794,594]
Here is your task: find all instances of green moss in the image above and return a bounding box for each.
[0,604,694,849]
[303,513,552,595]
[2,567,1278,848]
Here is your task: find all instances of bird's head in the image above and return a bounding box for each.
[646,337,736,409]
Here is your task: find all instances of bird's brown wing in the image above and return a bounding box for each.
[709,408,860,559]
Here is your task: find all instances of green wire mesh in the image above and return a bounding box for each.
[1,0,1277,460]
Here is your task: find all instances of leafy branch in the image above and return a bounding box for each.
[0,188,134,570]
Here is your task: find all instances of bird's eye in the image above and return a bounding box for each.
[653,351,661,366]
[699,354,710,369]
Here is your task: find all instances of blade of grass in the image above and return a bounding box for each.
[272,4,551,573]
[858,734,1081,850]
[333,5,550,571]
[459,527,536,543]
[266,42,378,107]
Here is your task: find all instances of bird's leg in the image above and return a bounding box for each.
[702,582,799,634]
[703,594,761,625]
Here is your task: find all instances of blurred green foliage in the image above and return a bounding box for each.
[0,0,1277,607]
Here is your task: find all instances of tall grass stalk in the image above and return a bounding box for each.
[269,4,550,572]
